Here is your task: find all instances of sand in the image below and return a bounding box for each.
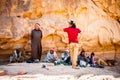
[0,62,120,80]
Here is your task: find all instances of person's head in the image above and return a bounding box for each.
[65,49,69,54]
[68,20,76,28]
[16,46,21,53]
[80,50,85,56]
[34,23,40,30]
[50,48,55,54]
[91,52,95,57]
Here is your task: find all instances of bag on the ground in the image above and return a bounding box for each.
[26,58,34,63]
[79,60,87,67]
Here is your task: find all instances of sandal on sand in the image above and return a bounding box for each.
[34,59,40,63]
[72,66,80,69]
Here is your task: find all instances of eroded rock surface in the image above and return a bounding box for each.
[0,0,120,61]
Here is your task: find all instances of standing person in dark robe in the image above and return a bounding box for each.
[31,23,42,63]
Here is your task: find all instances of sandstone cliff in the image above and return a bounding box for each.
[0,0,120,60]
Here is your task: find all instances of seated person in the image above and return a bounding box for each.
[89,52,108,67]
[10,46,25,63]
[61,49,71,65]
[89,52,95,67]
[77,50,89,67]
[44,48,59,63]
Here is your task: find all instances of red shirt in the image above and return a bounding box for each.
[64,27,81,43]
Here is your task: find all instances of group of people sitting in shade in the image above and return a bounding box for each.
[10,46,108,68]
[43,48,108,68]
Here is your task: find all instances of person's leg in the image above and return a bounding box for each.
[10,56,13,63]
[31,43,38,60]
[17,58,21,62]
[72,43,76,67]
[99,59,108,66]
[19,56,24,62]
[13,57,17,62]
[73,43,79,68]
[65,56,70,63]
[38,44,42,61]
[97,59,101,65]
[37,45,40,60]
[69,43,74,67]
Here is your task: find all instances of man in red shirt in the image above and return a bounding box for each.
[64,20,81,69]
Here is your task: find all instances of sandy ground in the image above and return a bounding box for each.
[0,62,120,80]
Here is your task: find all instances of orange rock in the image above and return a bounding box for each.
[0,70,6,76]
[0,0,120,62]
[18,70,27,75]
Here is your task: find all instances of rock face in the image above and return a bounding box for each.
[0,0,120,60]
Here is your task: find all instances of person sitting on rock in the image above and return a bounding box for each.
[61,49,71,65]
[44,48,60,63]
[77,50,90,67]
[10,46,25,63]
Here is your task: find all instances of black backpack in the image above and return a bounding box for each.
[26,58,34,63]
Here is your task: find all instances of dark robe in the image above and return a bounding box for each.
[31,29,42,60]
